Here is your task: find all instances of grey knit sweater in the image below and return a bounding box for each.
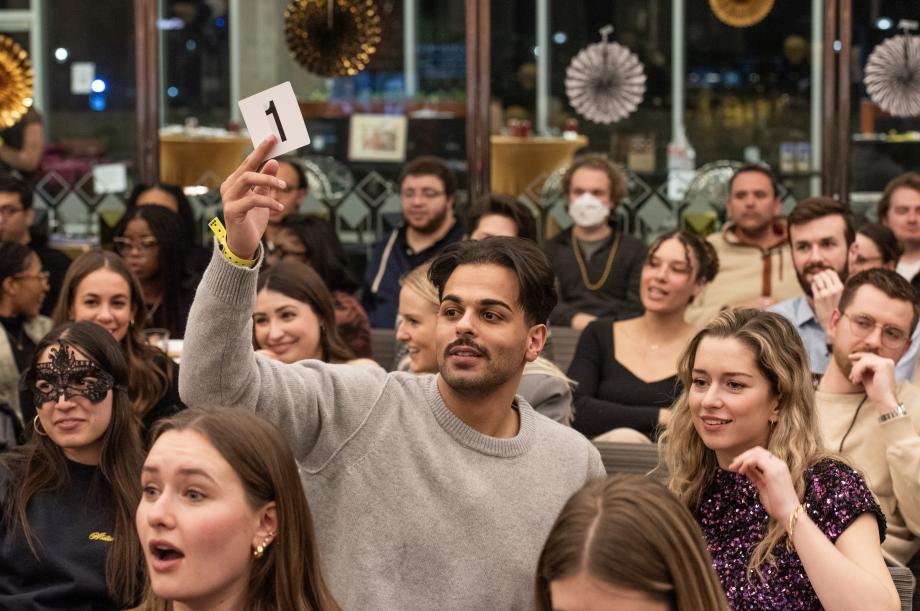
[179,249,605,610]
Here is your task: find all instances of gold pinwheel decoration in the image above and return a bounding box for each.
[709,0,774,28]
[0,35,32,129]
[284,0,382,77]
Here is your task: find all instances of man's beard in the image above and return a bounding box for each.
[733,214,773,240]
[796,262,849,297]
[438,338,519,398]
[409,206,450,235]
[831,341,876,380]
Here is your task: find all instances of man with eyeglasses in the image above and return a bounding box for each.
[0,174,69,316]
[816,268,920,566]
[361,156,463,328]
[265,157,308,246]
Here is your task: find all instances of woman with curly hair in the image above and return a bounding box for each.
[568,230,719,441]
[661,309,898,610]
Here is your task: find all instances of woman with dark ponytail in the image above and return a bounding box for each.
[568,230,720,441]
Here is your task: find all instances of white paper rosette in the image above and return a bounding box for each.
[865,34,920,118]
[565,41,646,125]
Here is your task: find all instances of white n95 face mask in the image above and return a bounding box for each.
[568,193,611,228]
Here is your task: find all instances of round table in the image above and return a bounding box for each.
[159,134,252,187]
[490,135,588,197]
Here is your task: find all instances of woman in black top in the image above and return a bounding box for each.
[0,321,144,609]
[0,241,51,430]
[568,231,718,440]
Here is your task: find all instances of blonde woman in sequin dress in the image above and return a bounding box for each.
[661,309,898,610]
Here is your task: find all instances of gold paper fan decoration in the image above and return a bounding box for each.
[0,35,32,129]
[709,0,774,28]
[284,0,382,77]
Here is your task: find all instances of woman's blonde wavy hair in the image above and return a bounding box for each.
[660,308,834,574]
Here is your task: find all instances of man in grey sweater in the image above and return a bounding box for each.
[179,137,605,610]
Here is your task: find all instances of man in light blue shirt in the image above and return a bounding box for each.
[770,197,919,380]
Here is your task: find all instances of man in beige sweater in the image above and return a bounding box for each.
[685,164,801,326]
[816,268,920,565]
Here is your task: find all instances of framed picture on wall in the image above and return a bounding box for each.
[348,114,408,162]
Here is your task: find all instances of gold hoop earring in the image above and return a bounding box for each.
[33,415,47,437]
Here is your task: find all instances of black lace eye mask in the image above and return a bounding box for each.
[28,344,115,408]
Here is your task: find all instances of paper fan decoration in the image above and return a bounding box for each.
[565,26,646,125]
[709,0,774,28]
[0,35,32,129]
[284,0,382,77]
[865,28,920,118]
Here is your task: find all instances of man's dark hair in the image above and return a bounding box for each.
[277,157,309,192]
[877,172,920,221]
[560,154,626,202]
[399,156,457,198]
[787,196,856,247]
[838,268,919,336]
[728,164,778,199]
[427,237,557,327]
[0,173,33,209]
[855,221,902,266]
[465,194,538,242]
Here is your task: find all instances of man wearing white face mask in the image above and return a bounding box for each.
[543,155,647,330]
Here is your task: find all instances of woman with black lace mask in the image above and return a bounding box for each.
[0,321,144,609]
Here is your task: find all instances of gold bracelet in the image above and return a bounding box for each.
[787,503,806,539]
[209,218,257,267]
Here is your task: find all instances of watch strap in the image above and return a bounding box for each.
[879,402,907,423]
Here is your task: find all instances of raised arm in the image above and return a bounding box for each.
[180,137,388,463]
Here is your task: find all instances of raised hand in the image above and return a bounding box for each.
[729,446,800,526]
[848,352,900,414]
[811,269,844,332]
[219,136,286,259]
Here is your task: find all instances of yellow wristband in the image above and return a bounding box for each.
[209,218,257,267]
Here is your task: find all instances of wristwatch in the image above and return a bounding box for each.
[879,402,908,423]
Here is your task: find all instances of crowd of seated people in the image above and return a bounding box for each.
[0,143,917,610]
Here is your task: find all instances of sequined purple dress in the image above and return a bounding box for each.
[693,459,885,610]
